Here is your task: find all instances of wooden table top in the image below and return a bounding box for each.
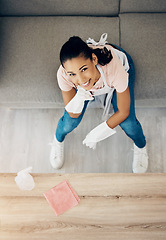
[0,173,166,240]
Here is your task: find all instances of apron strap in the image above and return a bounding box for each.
[96,64,109,87]
[86,33,108,46]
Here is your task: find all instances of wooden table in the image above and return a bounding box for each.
[0,173,166,240]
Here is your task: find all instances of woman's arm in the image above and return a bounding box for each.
[82,86,130,149]
[61,88,82,118]
[106,86,130,129]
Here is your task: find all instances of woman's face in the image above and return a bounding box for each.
[63,53,101,90]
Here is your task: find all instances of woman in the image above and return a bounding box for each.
[50,33,148,173]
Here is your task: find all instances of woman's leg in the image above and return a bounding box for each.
[50,100,89,169]
[111,46,146,148]
[55,100,89,142]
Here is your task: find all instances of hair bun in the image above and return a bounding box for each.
[69,36,81,42]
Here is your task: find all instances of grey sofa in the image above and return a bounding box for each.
[0,0,165,108]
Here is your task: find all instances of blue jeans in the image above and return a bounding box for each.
[56,45,146,148]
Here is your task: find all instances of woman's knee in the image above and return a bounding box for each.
[56,101,88,139]
[120,117,141,136]
[60,113,81,134]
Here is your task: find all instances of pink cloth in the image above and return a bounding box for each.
[43,180,80,216]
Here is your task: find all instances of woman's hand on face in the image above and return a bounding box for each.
[61,88,93,118]
[65,88,94,114]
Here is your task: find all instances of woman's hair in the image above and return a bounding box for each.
[60,36,113,67]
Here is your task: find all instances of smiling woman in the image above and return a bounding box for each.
[49,34,148,174]
[63,54,100,90]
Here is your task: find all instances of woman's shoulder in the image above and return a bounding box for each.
[57,65,75,91]
[57,65,68,78]
[57,64,65,74]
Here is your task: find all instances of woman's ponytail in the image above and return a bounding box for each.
[60,36,113,67]
[91,46,113,66]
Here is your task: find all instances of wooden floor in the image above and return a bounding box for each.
[0,173,166,240]
[0,107,166,173]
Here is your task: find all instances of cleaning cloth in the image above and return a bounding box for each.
[43,180,80,216]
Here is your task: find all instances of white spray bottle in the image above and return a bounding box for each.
[15,167,35,191]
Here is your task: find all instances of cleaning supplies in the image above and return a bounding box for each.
[43,180,80,216]
[15,167,35,191]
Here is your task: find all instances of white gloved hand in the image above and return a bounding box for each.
[83,121,116,149]
[65,88,94,114]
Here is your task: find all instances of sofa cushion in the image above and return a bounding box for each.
[120,13,166,107]
[0,16,119,108]
[120,0,166,13]
[0,0,119,16]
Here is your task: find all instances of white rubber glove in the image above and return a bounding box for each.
[83,121,116,149]
[65,88,94,114]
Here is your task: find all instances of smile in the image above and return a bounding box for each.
[81,79,91,87]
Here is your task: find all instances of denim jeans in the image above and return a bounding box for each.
[56,45,146,148]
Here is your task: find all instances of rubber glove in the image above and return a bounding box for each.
[83,121,116,149]
[65,87,94,114]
